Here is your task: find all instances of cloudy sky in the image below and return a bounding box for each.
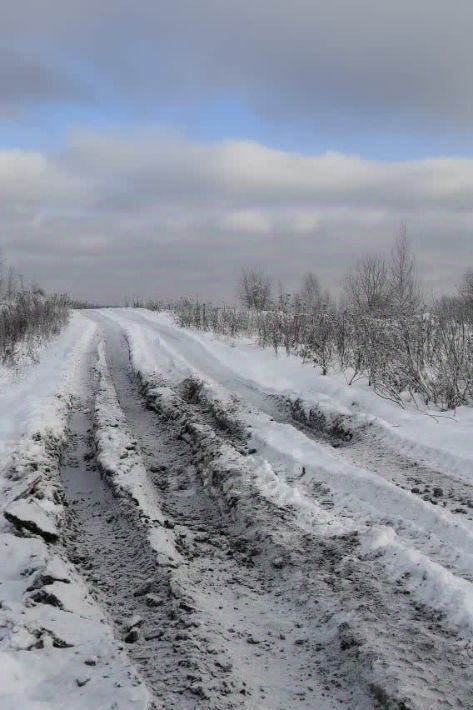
[1,0,473,302]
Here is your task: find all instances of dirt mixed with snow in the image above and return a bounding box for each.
[1,307,473,708]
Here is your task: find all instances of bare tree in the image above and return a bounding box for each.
[0,251,4,298]
[344,255,390,314]
[389,226,422,316]
[238,267,272,311]
[299,272,322,311]
[6,266,17,300]
[458,268,473,310]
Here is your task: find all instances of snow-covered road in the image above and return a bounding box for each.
[2,307,473,708]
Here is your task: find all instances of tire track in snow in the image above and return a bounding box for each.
[102,310,473,597]
[63,318,348,709]
[88,314,471,708]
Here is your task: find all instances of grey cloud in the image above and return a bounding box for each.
[0,45,90,116]
[0,130,472,302]
[1,1,473,129]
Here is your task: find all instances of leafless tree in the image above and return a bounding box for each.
[458,268,473,311]
[389,226,422,315]
[0,251,4,297]
[344,255,390,314]
[238,267,272,311]
[6,266,17,300]
[299,272,322,310]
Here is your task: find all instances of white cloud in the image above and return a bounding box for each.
[218,210,273,235]
[0,129,472,301]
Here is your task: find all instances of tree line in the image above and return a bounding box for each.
[147,230,473,410]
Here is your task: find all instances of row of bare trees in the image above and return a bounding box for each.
[155,231,472,410]
[238,229,422,318]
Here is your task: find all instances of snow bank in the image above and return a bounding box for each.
[0,533,148,710]
[144,310,473,485]
[361,526,473,631]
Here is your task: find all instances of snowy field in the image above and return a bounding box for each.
[1,308,473,708]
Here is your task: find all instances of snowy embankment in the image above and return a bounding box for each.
[0,314,149,710]
[138,311,473,484]
[100,308,473,637]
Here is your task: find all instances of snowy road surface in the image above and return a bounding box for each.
[2,308,473,709]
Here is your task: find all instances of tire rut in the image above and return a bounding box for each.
[61,324,346,709]
[99,322,349,710]
[72,311,473,709]
[60,367,251,708]
[140,367,473,709]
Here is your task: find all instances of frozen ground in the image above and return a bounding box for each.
[1,307,473,708]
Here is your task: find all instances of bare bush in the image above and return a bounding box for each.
[165,292,472,411]
[0,258,70,366]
